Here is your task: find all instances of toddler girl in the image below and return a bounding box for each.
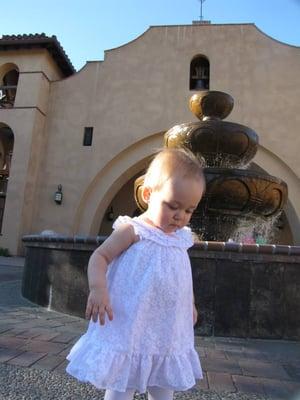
[66,148,205,400]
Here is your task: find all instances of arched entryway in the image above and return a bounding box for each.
[0,123,14,232]
[72,132,163,236]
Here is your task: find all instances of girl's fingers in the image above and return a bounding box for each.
[85,304,91,320]
[92,305,99,323]
[85,297,113,325]
[99,308,106,325]
[98,305,113,325]
[86,298,97,320]
[86,302,95,320]
[106,305,114,321]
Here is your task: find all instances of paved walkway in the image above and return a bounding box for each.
[0,256,299,400]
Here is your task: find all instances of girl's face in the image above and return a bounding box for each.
[144,175,205,234]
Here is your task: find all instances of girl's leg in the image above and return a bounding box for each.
[104,388,135,400]
[148,386,174,400]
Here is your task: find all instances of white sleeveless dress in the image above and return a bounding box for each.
[66,216,203,393]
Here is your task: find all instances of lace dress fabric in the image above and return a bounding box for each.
[66,216,203,393]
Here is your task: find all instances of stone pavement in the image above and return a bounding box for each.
[0,257,300,400]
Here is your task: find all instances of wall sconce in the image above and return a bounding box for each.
[107,206,114,221]
[54,184,63,205]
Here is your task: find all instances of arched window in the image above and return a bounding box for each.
[0,65,19,108]
[190,55,210,90]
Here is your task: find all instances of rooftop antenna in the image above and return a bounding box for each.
[193,0,210,25]
[199,0,206,21]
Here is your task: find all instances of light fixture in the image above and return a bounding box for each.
[107,206,114,221]
[54,184,63,205]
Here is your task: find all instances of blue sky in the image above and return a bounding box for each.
[2,0,300,70]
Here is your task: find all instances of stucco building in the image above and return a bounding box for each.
[0,23,300,255]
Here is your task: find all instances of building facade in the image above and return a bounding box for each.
[0,24,300,255]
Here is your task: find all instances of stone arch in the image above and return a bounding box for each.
[72,132,164,235]
[0,63,19,108]
[190,55,210,90]
[0,122,15,232]
[254,144,300,245]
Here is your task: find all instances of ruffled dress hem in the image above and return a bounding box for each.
[66,345,203,393]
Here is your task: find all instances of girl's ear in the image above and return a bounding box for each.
[141,186,152,203]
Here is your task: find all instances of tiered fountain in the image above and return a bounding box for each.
[22,91,300,339]
[134,91,288,243]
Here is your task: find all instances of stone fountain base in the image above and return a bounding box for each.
[192,242,300,339]
[22,235,300,340]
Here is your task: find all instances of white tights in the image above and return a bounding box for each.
[104,387,174,400]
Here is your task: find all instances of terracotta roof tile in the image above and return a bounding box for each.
[0,33,75,76]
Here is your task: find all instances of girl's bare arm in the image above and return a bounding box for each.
[86,223,138,324]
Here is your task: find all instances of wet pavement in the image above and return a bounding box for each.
[0,256,299,400]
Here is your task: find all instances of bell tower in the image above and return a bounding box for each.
[0,34,75,254]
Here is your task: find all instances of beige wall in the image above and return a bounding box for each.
[1,24,300,254]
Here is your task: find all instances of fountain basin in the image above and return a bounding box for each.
[165,120,258,168]
[203,168,288,217]
[22,234,300,339]
[189,168,289,241]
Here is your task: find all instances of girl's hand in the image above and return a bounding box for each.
[85,287,114,325]
[193,303,198,326]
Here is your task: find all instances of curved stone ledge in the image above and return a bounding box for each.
[194,241,300,255]
[22,234,106,245]
[23,234,300,255]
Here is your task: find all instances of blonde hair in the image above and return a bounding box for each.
[144,148,205,192]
